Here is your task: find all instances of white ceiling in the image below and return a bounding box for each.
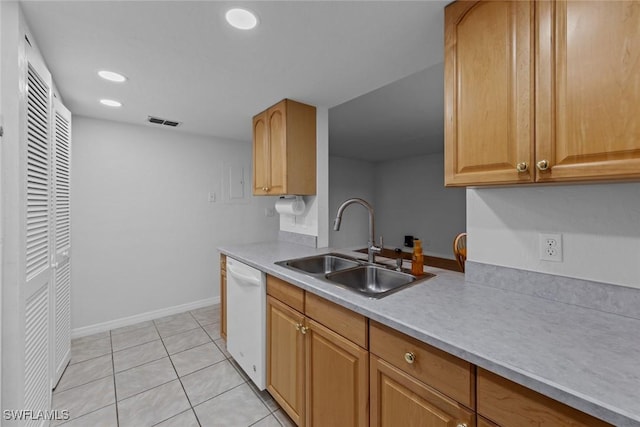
[20,0,447,149]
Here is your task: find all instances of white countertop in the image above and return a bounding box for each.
[219,241,640,427]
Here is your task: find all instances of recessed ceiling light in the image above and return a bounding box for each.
[225,8,258,30]
[100,99,122,108]
[98,70,127,83]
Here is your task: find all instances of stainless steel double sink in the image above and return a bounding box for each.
[275,253,434,298]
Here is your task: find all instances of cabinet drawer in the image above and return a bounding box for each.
[369,321,474,408]
[477,368,612,427]
[370,355,475,427]
[305,292,368,349]
[267,275,304,313]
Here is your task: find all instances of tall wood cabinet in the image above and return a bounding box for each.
[445,0,640,186]
[266,275,368,427]
[252,99,316,196]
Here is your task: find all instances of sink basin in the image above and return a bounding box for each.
[325,265,418,298]
[276,253,434,298]
[276,253,361,275]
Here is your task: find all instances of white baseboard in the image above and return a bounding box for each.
[71,297,220,339]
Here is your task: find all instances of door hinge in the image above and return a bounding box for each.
[0,125,4,138]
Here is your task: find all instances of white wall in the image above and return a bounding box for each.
[328,156,376,248]
[467,183,640,288]
[316,107,330,248]
[72,117,279,329]
[374,153,466,258]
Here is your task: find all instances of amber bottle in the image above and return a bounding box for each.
[411,238,424,276]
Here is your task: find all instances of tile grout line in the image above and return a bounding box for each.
[249,413,279,427]
[226,357,279,419]
[54,404,114,427]
[187,382,247,410]
[157,323,203,340]
[113,346,168,375]
[108,333,220,405]
[152,315,203,427]
[59,306,225,426]
[110,330,121,427]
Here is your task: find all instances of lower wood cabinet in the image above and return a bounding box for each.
[477,416,499,427]
[239,269,615,427]
[370,355,475,427]
[267,295,305,425]
[477,368,612,427]
[305,318,368,427]
[266,276,369,427]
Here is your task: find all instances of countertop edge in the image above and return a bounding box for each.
[219,244,640,427]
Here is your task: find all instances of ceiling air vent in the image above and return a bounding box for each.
[147,116,182,127]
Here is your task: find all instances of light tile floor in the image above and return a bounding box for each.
[52,305,295,427]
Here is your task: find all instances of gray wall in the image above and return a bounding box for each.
[328,156,376,248]
[329,153,466,258]
[72,117,279,329]
[374,153,466,258]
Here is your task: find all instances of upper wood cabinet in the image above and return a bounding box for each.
[445,0,640,186]
[445,0,534,186]
[253,99,317,195]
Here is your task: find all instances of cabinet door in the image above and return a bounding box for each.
[370,355,475,427]
[445,1,534,186]
[267,101,287,195]
[267,296,305,426]
[253,111,269,195]
[536,1,640,182]
[305,319,368,427]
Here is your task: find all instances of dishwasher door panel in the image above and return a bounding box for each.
[226,258,266,390]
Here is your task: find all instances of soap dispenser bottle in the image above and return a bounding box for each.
[411,238,424,276]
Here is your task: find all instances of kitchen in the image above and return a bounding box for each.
[1,1,640,427]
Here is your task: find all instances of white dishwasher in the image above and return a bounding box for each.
[226,257,266,390]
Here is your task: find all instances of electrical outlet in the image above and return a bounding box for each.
[208,192,216,203]
[264,207,275,217]
[539,233,562,262]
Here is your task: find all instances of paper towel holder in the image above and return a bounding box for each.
[275,195,306,216]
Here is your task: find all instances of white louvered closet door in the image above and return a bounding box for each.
[23,45,53,425]
[51,98,71,386]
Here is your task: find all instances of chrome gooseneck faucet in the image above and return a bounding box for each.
[333,198,382,263]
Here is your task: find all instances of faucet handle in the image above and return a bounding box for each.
[379,236,384,249]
